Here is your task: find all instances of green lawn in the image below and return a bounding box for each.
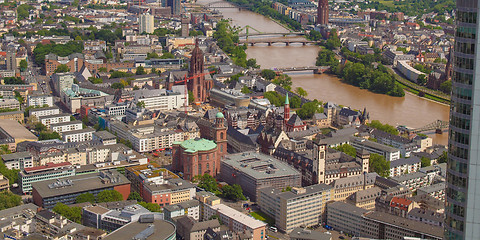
[250,211,275,226]
[375,0,396,7]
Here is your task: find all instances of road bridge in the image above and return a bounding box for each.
[239,38,315,46]
[185,1,247,9]
[251,66,330,74]
[238,32,306,38]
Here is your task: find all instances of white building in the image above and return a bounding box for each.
[27,95,54,108]
[52,73,75,95]
[350,136,401,161]
[38,113,71,128]
[134,85,186,111]
[139,13,154,34]
[50,121,83,133]
[0,98,19,110]
[62,127,94,142]
[30,107,61,118]
[106,103,128,116]
[389,156,422,177]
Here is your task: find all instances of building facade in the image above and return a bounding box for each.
[172,138,220,181]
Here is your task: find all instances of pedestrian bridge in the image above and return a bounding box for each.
[238,38,315,46]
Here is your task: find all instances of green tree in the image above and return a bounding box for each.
[221,184,246,201]
[263,91,285,107]
[437,151,447,164]
[19,60,27,72]
[76,193,95,203]
[260,69,276,80]
[290,96,302,108]
[136,101,145,108]
[35,123,47,132]
[0,190,22,210]
[136,66,146,75]
[195,173,220,195]
[417,74,427,86]
[241,86,252,94]
[110,71,133,79]
[128,192,143,201]
[52,203,82,223]
[333,144,357,158]
[368,120,399,135]
[111,82,125,89]
[295,87,308,97]
[246,58,260,69]
[88,77,103,84]
[421,156,431,167]
[14,91,24,104]
[138,201,162,212]
[272,74,292,91]
[188,90,194,104]
[297,100,322,119]
[96,189,124,202]
[160,52,175,59]
[54,64,70,73]
[369,153,390,177]
[440,80,452,93]
[38,131,61,141]
[146,52,159,59]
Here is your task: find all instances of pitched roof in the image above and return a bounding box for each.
[286,114,304,127]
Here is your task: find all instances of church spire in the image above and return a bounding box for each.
[285,92,289,105]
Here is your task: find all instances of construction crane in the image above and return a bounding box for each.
[173,70,215,114]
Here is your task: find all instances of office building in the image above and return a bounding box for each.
[27,95,54,108]
[350,136,401,161]
[142,178,196,207]
[258,184,333,233]
[29,106,61,118]
[0,120,38,151]
[134,86,186,111]
[0,98,19,110]
[444,0,480,239]
[0,110,24,123]
[32,170,130,209]
[52,72,75,95]
[289,227,332,240]
[103,215,176,240]
[50,120,83,133]
[139,13,154,34]
[62,127,95,142]
[0,174,9,191]
[125,163,179,198]
[167,0,180,15]
[175,216,220,240]
[1,151,33,170]
[38,113,71,128]
[220,151,302,201]
[163,199,200,221]
[19,162,76,193]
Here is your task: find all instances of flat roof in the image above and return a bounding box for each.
[50,120,82,128]
[260,184,332,201]
[289,228,332,240]
[38,113,71,120]
[1,151,32,161]
[24,162,72,174]
[0,110,23,116]
[31,170,130,198]
[222,152,301,180]
[104,218,175,240]
[93,130,116,140]
[62,127,95,135]
[212,204,266,229]
[30,106,60,113]
[0,120,37,141]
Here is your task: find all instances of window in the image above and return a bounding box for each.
[206,163,209,170]
[220,145,223,153]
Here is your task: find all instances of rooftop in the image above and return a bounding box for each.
[0,120,37,141]
[50,120,82,128]
[31,170,130,198]
[289,227,332,240]
[211,204,266,229]
[260,184,332,201]
[103,217,176,240]
[223,151,301,180]
[391,171,428,183]
[1,151,32,161]
[176,138,217,153]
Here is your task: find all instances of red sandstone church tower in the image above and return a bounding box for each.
[317,0,329,25]
[188,39,213,104]
[283,92,290,128]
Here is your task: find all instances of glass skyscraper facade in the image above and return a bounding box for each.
[445,0,480,239]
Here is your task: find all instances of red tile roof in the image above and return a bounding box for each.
[390,197,412,211]
[24,162,72,173]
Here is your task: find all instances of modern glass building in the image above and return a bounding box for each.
[445,0,480,239]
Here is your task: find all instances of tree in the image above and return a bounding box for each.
[0,190,22,210]
[19,60,27,72]
[221,184,246,201]
[437,151,447,164]
[111,82,125,89]
[297,100,322,119]
[52,203,82,223]
[55,64,70,73]
[136,101,145,108]
[290,96,302,108]
[14,91,24,104]
[421,156,431,167]
[295,87,308,97]
[35,123,47,132]
[160,52,175,59]
[88,77,103,84]
[260,69,276,80]
[188,90,194,104]
[368,120,399,135]
[96,189,124,202]
[195,173,220,195]
[38,131,61,141]
[272,74,292,91]
[136,66,146,75]
[76,193,95,203]
[417,74,427,86]
[246,58,260,69]
[138,201,162,212]
[241,86,252,94]
[369,153,390,177]
[333,144,357,158]
[128,192,143,201]
[440,80,452,93]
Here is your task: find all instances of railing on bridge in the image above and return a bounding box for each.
[410,120,449,133]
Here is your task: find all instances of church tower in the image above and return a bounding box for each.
[317,0,329,25]
[313,140,327,184]
[213,111,227,160]
[356,148,370,173]
[283,93,290,128]
[188,39,213,104]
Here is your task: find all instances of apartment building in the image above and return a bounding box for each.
[163,200,200,222]
[38,113,71,128]
[32,170,130,209]
[19,162,75,193]
[204,203,266,240]
[346,186,381,210]
[0,151,33,170]
[93,131,117,145]
[0,98,19,110]
[0,174,9,191]
[0,111,25,123]
[391,171,430,192]
[27,95,54,108]
[220,151,302,201]
[29,106,60,118]
[62,127,94,142]
[176,216,220,240]
[50,120,83,133]
[140,177,196,207]
[258,184,333,233]
[416,182,445,201]
[326,202,368,237]
[389,156,422,177]
[105,103,128,116]
[350,136,401,161]
[330,172,378,201]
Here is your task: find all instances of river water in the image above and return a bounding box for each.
[198,0,450,145]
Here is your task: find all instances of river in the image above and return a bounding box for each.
[197,0,450,145]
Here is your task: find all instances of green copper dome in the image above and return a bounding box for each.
[216,112,224,118]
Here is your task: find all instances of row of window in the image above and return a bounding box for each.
[449,130,470,145]
[447,155,468,174]
[457,11,477,24]
[454,56,475,70]
[447,172,467,189]
[452,85,472,101]
[455,42,475,55]
[451,101,471,116]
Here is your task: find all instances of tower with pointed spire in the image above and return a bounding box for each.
[188,38,213,104]
[283,93,290,128]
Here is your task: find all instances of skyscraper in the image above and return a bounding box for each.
[317,0,328,25]
[445,0,480,239]
[167,0,180,16]
[139,13,154,34]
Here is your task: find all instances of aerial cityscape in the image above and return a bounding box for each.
[0,0,468,239]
